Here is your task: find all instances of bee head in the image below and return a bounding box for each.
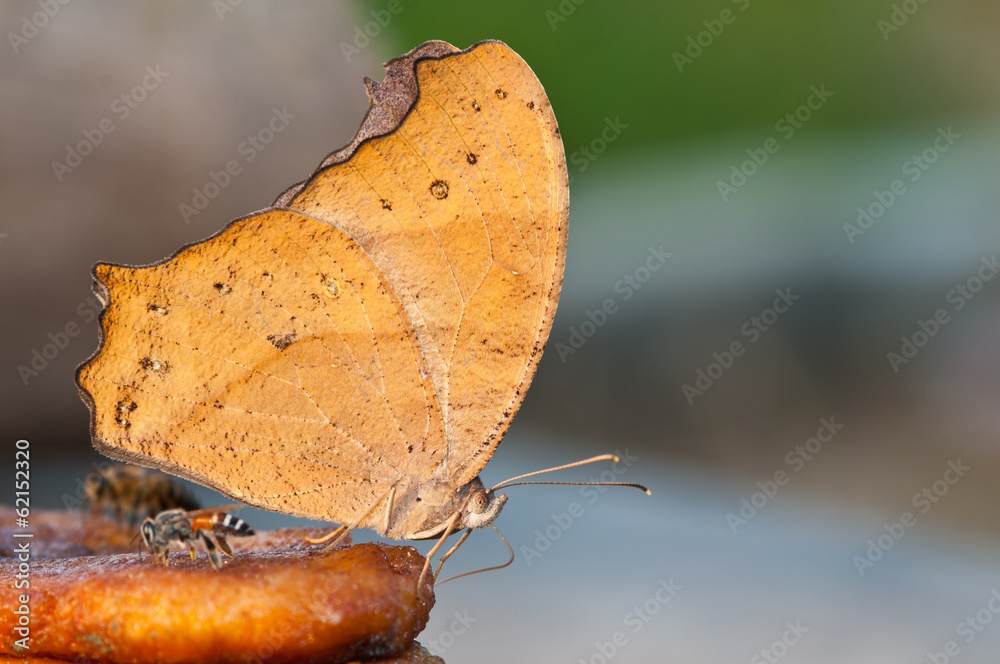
[139,516,156,547]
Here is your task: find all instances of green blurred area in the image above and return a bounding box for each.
[358,0,991,150]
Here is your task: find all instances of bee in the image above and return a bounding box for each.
[85,464,200,526]
[138,507,256,571]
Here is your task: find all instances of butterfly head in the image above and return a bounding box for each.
[460,481,507,530]
[401,475,506,539]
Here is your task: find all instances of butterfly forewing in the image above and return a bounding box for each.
[285,41,568,487]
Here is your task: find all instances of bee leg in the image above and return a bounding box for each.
[209,551,222,570]
[216,535,233,557]
[188,541,198,561]
[200,531,224,571]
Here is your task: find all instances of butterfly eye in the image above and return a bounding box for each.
[469,491,489,515]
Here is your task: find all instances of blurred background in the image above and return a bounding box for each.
[3,1,1000,661]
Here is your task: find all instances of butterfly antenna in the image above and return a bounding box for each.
[493,480,650,493]
[437,524,515,585]
[490,454,650,495]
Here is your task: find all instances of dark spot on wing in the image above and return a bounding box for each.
[115,398,137,428]
[140,357,170,374]
[267,332,297,350]
[430,180,449,199]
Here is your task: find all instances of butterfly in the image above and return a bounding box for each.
[76,39,645,585]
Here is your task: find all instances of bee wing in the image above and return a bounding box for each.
[178,504,246,518]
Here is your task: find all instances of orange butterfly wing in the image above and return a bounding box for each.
[77,40,568,525]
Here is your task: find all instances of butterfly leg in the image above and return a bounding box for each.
[382,484,397,534]
[308,485,396,550]
[433,527,472,580]
[305,524,347,545]
[418,512,460,593]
